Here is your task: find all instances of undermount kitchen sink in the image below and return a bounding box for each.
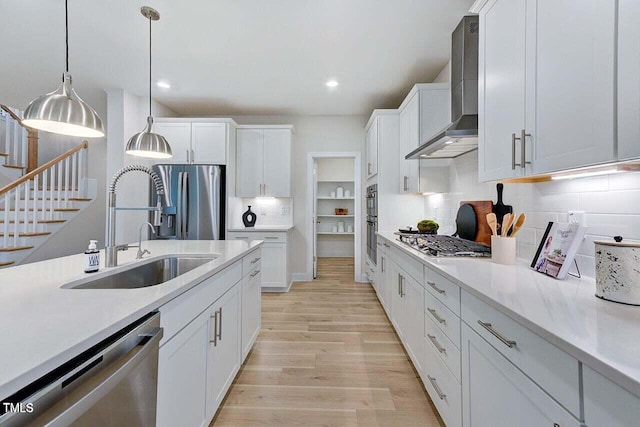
[64,256,216,290]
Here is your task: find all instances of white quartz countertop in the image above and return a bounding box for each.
[0,239,262,400]
[377,231,640,398]
[228,225,294,232]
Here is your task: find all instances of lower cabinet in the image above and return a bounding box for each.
[461,323,581,427]
[157,308,210,427]
[206,283,241,420]
[242,263,262,361]
[228,231,290,290]
[583,365,640,427]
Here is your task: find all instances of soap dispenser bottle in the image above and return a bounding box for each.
[84,240,100,273]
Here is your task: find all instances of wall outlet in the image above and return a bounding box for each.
[568,211,586,226]
[281,206,290,216]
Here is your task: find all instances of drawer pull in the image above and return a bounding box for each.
[383,243,390,248]
[250,270,261,278]
[427,308,446,324]
[264,236,278,240]
[427,375,446,400]
[427,281,445,294]
[235,236,249,240]
[250,257,261,264]
[427,334,447,354]
[477,320,516,348]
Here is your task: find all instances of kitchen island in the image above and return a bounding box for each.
[0,239,263,426]
[376,231,640,427]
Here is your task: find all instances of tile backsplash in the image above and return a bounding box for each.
[235,198,294,227]
[424,151,640,278]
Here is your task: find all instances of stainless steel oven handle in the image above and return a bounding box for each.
[40,326,163,427]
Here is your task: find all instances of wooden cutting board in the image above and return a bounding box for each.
[460,200,493,246]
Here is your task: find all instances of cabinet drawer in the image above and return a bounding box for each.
[424,266,461,315]
[242,249,262,276]
[422,337,462,427]
[461,290,580,417]
[390,246,423,284]
[160,261,242,345]
[425,290,461,349]
[228,231,287,243]
[425,311,461,382]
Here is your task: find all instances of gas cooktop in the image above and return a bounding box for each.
[395,232,491,257]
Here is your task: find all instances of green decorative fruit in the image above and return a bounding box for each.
[417,219,439,234]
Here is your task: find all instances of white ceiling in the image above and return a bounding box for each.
[1,0,473,116]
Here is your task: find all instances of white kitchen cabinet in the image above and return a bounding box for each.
[375,242,387,311]
[478,0,617,180]
[402,272,425,376]
[388,260,404,338]
[154,120,228,164]
[617,0,640,161]
[477,0,527,181]
[583,365,640,427]
[461,323,581,427]
[206,282,241,420]
[157,308,209,427]
[366,117,378,179]
[227,231,290,291]
[236,126,292,197]
[191,122,226,164]
[399,92,420,193]
[241,261,262,361]
[154,122,192,164]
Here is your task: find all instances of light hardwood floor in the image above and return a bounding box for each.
[211,257,444,427]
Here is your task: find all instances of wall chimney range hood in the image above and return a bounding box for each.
[406,15,479,159]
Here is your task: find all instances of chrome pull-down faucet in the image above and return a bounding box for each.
[106,165,165,267]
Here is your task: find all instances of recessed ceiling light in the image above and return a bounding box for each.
[326,80,339,88]
[157,81,171,89]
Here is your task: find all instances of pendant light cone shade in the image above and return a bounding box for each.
[125,116,172,159]
[126,6,172,159]
[23,1,104,138]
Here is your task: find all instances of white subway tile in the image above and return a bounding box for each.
[608,172,640,191]
[579,190,640,214]
[584,214,640,240]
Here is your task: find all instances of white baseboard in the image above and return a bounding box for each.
[291,272,309,282]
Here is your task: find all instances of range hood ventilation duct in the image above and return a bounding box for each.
[406,15,479,159]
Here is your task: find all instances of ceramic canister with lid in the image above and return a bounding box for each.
[595,236,640,305]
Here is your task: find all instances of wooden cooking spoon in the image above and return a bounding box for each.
[501,213,514,237]
[510,213,526,237]
[486,213,498,236]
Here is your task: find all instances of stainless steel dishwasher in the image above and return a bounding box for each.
[0,312,163,427]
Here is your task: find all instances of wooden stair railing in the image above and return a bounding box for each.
[0,141,88,249]
[0,104,38,173]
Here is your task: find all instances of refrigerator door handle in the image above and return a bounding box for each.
[176,172,183,239]
[182,172,189,238]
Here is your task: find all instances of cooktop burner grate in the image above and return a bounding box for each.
[395,233,491,257]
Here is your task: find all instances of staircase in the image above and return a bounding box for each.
[0,106,95,268]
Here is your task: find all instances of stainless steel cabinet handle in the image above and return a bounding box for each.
[398,273,402,295]
[427,334,447,354]
[381,257,385,273]
[217,307,223,341]
[520,129,531,169]
[427,308,446,324]
[250,257,261,264]
[403,176,409,191]
[264,236,278,240]
[250,269,261,278]
[191,149,195,164]
[427,281,445,294]
[427,375,446,400]
[210,313,218,346]
[235,236,249,240]
[400,276,405,297]
[368,162,372,174]
[186,148,190,163]
[512,133,518,170]
[477,320,516,348]
[383,243,390,248]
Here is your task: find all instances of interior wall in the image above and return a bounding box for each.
[231,115,368,278]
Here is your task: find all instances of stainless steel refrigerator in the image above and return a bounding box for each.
[150,164,225,240]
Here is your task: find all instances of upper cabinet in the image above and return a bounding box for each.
[618,0,640,161]
[154,120,228,164]
[399,84,450,193]
[236,126,293,197]
[478,0,619,181]
[366,117,379,179]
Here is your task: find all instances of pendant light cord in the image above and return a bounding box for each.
[149,15,152,117]
[65,0,69,73]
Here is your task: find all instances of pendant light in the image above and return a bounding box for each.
[23,0,104,138]
[125,6,172,159]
